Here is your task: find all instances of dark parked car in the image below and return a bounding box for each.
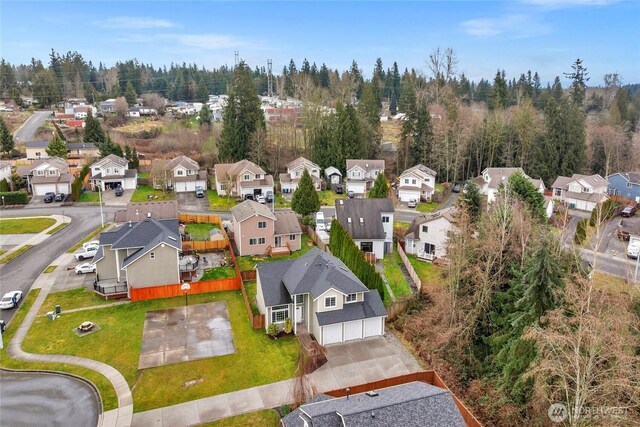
[452,182,460,193]
[335,184,343,194]
[115,186,124,197]
[195,186,204,198]
[621,206,637,218]
[244,194,254,201]
[266,191,274,203]
[54,193,65,202]
[347,190,355,199]
[43,192,55,203]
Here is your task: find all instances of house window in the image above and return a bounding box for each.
[374,170,378,176]
[106,168,110,174]
[249,238,257,246]
[325,296,336,308]
[411,179,417,185]
[346,293,357,302]
[290,234,296,240]
[271,305,289,324]
[255,174,261,179]
[354,171,360,177]
[258,237,266,245]
[219,183,225,190]
[35,152,41,157]
[295,171,300,177]
[244,174,250,181]
[296,294,304,304]
[114,168,120,174]
[627,182,633,188]
[48,170,56,175]
[422,225,428,233]
[382,216,389,223]
[258,221,267,229]
[150,252,155,260]
[177,170,184,176]
[554,188,562,196]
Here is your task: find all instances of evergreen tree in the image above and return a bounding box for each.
[332,103,366,169]
[83,110,106,144]
[358,82,381,158]
[124,144,139,169]
[0,178,9,192]
[197,78,209,103]
[507,172,546,222]
[198,104,213,127]
[0,116,14,155]
[461,180,481,222]
[551,76,563,101]
[564,58,589,106]
[408,99,433,167]
[291,169,320,217]
[124,81,137,106]
[368,172,389,198]
[46,130,68,158]
[489,70,509,110]
[98,134,122,157]
[219,61,265,162]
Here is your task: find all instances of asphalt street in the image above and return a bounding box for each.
[0,370,100,427]
[12,110,51,143]
[0,205,116,325]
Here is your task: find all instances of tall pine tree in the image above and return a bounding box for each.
[291,169,320,217]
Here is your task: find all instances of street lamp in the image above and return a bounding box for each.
[1,196,4,207]
[98,185,104,227]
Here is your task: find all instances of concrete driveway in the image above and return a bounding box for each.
[309,333,422,392]
[101,189,133,206]
[177,192,210,211]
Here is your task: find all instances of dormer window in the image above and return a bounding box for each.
[114,168,119,174]
[411,179,417,185]
[48,170,56,175]
[177,170,184,176]
[346,293,357,302]
[404,179,409,184]
[295,171,300,177]
[244,174,250,181]
[255,174,261,179]
[325,296,336,308]
[106,168,110,174]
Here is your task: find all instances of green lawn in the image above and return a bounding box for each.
[0,290,119,411]
[138,171,150,179]
[37,287,120,316]
[200,265,237,281]
[236,234,315,271]
[130,185,176,202]
[382,252,413,298]
[416,201,439,213]
[22,290,299,413]
[435,183,445,193]
[185,223,219,240]
[43,265,57,273]
[207,190,236,211]
[0,217,56,234]
[318,190,345,207]
[0,245,33,264]
[406,254,444,285]
[198,410,280,427]
[274,194,291,208]
[394,221,411,234]
[67,224,110,253]
[47,222,69,234]
[244,281,259,315]
[78,191,101,203]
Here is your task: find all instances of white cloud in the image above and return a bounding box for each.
[98,16,176,29]
[460,14,551,38]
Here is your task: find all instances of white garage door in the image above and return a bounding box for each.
[34,184,56,196]
[399,190,420,203]
[56,183,69,193]
[175,182,187,192]
[344,320,362,341]
[364,317,383,338]
[347,182,366,195]
[322,323,343,345]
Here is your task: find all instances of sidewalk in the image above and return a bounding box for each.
[6,251,134,427]
[0,214,69,261]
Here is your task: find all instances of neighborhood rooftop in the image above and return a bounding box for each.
[335,198,394,240]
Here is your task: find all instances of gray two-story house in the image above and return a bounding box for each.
[256,248,387,346]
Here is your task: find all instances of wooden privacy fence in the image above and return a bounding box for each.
[240,281,265,329]
[178,213,230,252]
[179,213,222,224]
[240,270,257,281]
[129,276,241,301]
[324,371,482,427]
[397,242,423,292]
[181,240,228,251]
[301,224,331,253]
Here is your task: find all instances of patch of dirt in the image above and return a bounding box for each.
[1,112,31,133]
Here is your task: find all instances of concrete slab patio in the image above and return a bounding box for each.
[138,302,236,369]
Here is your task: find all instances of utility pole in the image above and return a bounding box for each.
[234,51,239,68]
[267,59,273,98]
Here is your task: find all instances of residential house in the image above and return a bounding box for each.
[334,198,394,260]
[280,157,322,193]
[214,159,274,200]
[345,159,385,195]
[256,248,387,345]
[324,166,342,184]
[99,99,116,114]
[397,164,437,203]
[0,161,11,183]
[231,201,301,256]
[113,201,179,223]
[25,141,50,160]
[154,155,207,193]
[128,107,141,118]
[27,158,74,196]
[551,174,607,212]
[90,154,138,191]
[473,167,545,203]
[404,208,456,261]
[607,172,640,204]
[66,142,99,159]
[282,381,466,427]
[93,218,182,296]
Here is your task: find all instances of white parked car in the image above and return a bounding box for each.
[0,290,23,309]
[407,199,417,208]
[75,262,96,275]
[255,194,266,204]
[74,244,99,261]
[627,240,640,259]
[315,211,326,232]
[82,240,100,249]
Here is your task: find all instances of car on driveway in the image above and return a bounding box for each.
[43,192,55,203]
[622,206,637,218]
[54,193,65,202]
[335,184,343,194]
[407,199,417,208]
[74,244,99,261]
[256,194,266,204]
[0,290,23,309]
[115,186,124,197]
[452,183,460,193]
[628,240,640,259]
[75,262,96,275]
[347,190,355,199]
[244,194,254,201]
[266,191,274,203]
[82,240,100,249]
[195,186,205,198]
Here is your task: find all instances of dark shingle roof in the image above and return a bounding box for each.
[256,259,296,306]
[282,381,466,427]
[316,290,386,326]
[334,198,394,240]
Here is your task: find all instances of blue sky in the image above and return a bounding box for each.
[2,1,639,86]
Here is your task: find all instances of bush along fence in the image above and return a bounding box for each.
[0,191,28,205]
[328,219,387,300]
[397,242,423,292]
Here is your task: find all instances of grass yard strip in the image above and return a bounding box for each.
[130,185,176,203]
[416,201,438,213]
[318,190,345,207]
[67,224,110,253]
[593,271,640,297]
[435,183,445,193]
[185,223,219,240]
[47,222,69,234]
[274,194,291,208]
[0,245,33,264]
[22,291,299,413]
[243,281,259,315]
[394,221,411,234]
[0,289,118,411]
[406,254,444,286]
[0,250,5,256]
[207,190,236,211]
[200,265,237,281]
[382,252,413,298]
[37,288,118,316]
[236,235,315,271]
[43,265,57,274]
[197,409,280,427]
[0,217,56,234]
[78,191,101,203]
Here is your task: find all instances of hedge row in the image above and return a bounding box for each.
[0,191,28,204]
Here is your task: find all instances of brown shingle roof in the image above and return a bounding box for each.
[164,155,199,171]
[346,159,385,173]
[113,201,179,223]
[274,210,302,236]
[231,200,276,223]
